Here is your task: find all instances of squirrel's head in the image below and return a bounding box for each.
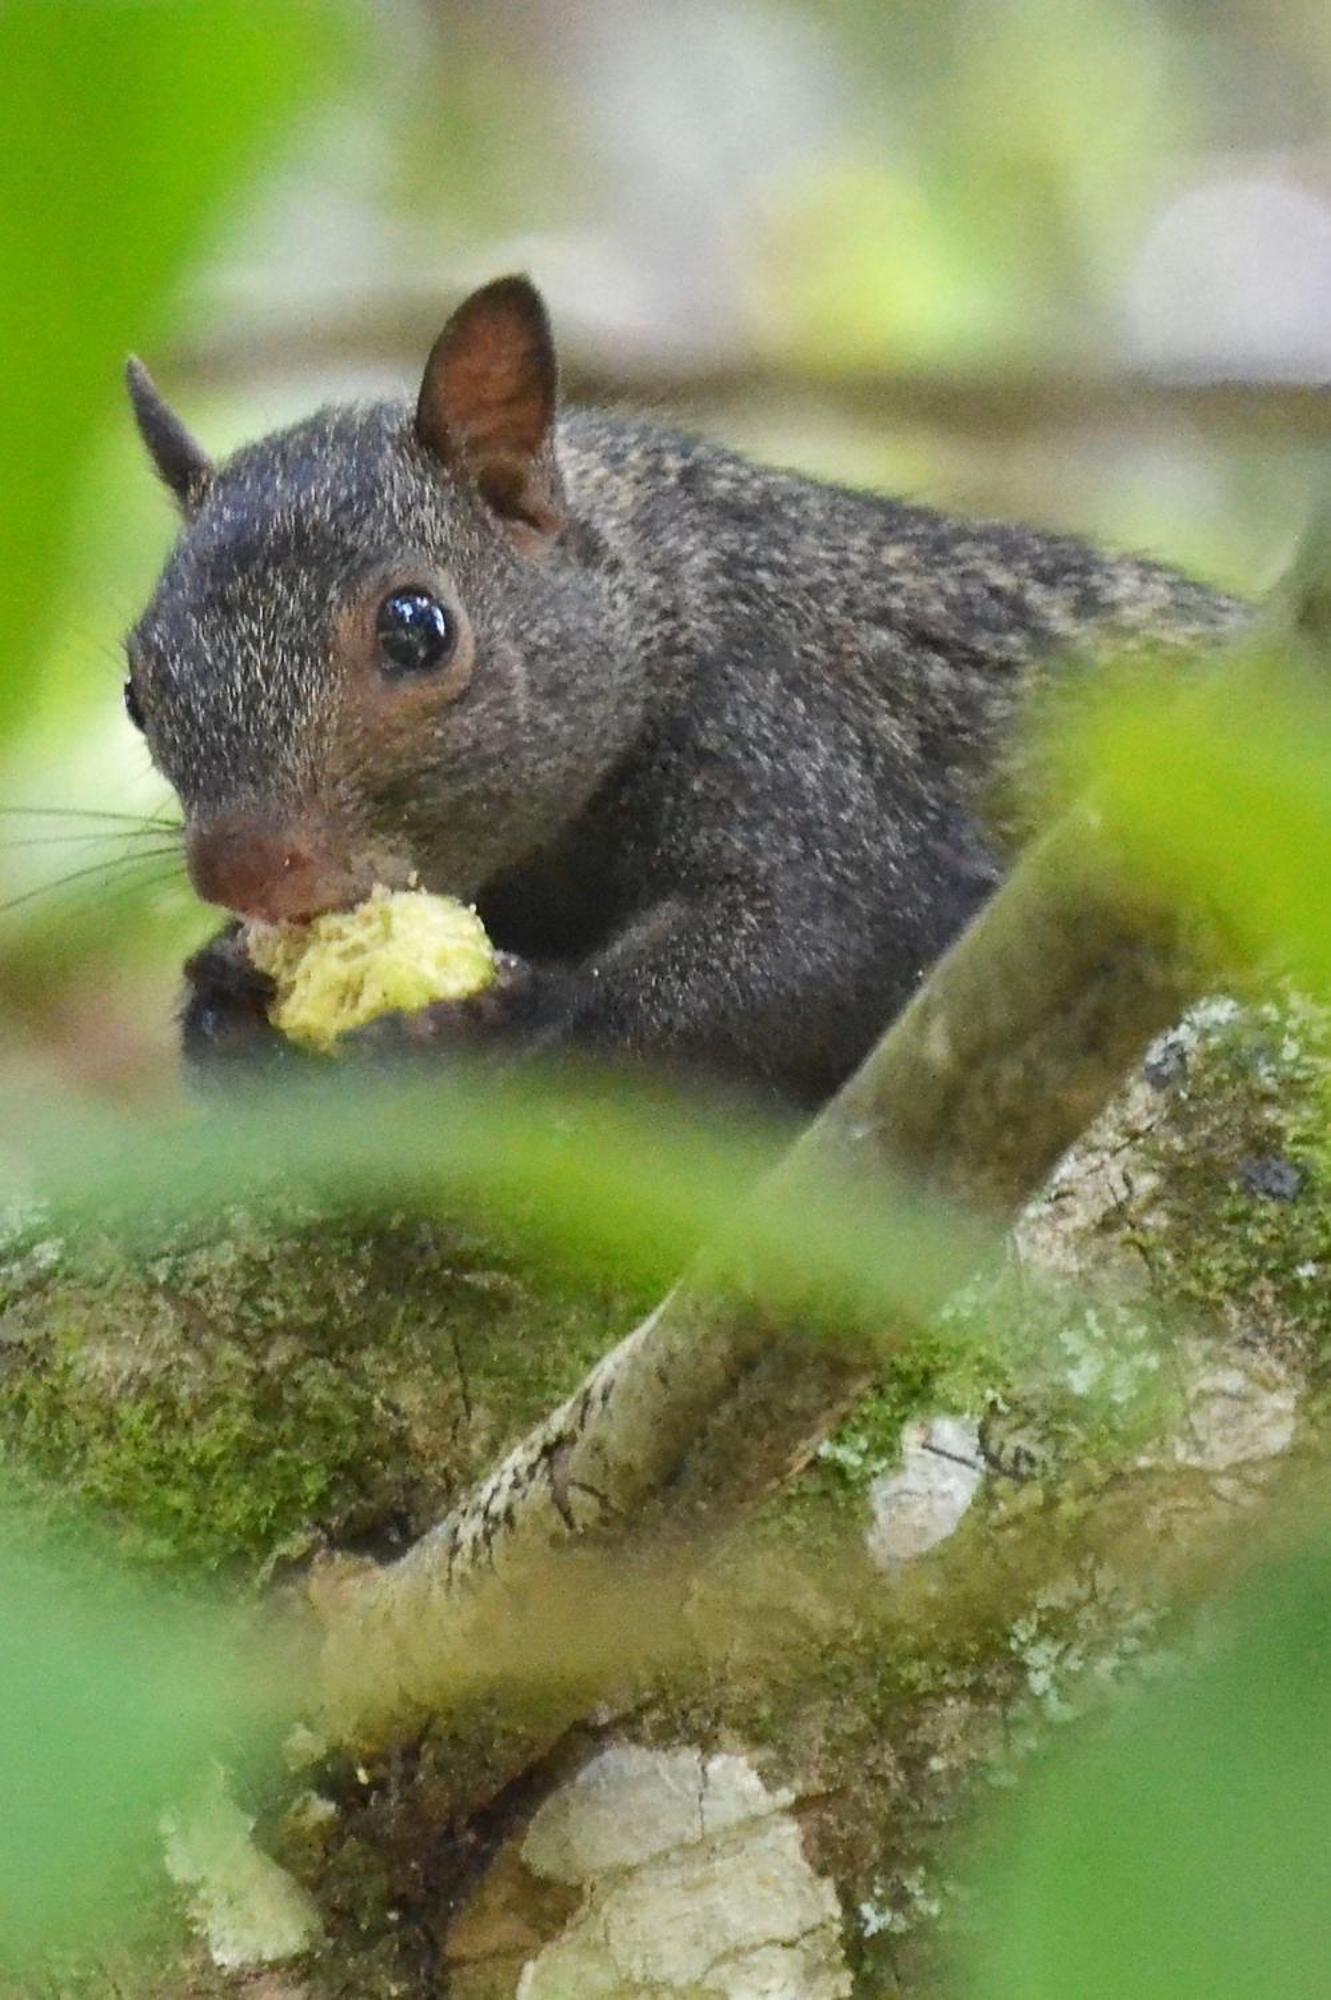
[125,277,621,923]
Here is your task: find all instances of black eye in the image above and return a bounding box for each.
[124,679,145,731]
[376,591,456,676]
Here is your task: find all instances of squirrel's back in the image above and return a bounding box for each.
[557,404,1242,680]
[552,403,1246,864]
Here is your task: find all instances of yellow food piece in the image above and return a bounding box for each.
[247,886,497,1054]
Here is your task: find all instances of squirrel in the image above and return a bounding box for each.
[124,275,1245,1107]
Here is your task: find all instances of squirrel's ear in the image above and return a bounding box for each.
[126,358,213,516]
[415,276,563,536]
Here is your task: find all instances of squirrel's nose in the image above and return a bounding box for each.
[187,814,356,924]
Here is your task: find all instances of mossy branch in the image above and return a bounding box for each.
[313,826,1197,1749]
[313,491,1331,1761]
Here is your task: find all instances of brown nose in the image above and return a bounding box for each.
[187,813,355,924]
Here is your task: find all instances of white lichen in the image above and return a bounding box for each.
[856,1867,944,1939]
[161,1768,321,1970]
[1056,1307,1162,1406]
[865,1415,984,1568]
[1006,1569,1168,1724]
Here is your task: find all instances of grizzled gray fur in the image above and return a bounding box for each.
[126,277,1246,1106]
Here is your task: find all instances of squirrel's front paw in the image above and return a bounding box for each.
[338,953,543,1064]
[181,925,301,1082]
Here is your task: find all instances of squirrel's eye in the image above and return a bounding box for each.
[124,679,145,731]
[376,590,456,676]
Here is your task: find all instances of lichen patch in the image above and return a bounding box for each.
[865,1415,984,1568]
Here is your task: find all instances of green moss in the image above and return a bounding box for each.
[1132,1000,1331,1363]
[0,1198,631,1574]
[791,1312,1019,1527]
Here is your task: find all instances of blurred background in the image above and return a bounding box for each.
[4,0,1331,1096]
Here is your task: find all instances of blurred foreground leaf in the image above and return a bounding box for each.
[0,1493,296,1968]
[1082,652,1331,999]
[970,1528,1331,2000]
[1,1062,993,1337]
[0,0,343,738]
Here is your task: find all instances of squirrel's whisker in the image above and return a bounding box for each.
[0,850,187,918]
[0,830,183,851]
[0,806,180,828]
[99,865,192,909]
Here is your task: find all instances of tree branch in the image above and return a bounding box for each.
[313,471,1331,1760]
[175,309,1331,446]
[314,816,1197,1747]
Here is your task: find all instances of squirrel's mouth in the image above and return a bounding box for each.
[185,812,386,927]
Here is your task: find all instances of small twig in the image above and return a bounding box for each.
[172,308,1331,447]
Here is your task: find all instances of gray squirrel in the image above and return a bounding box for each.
[125,276,1243,1105]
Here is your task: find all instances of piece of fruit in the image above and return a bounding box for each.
[246,886,496,1054]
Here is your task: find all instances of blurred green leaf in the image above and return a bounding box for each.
[0,1492,296,1968]
[969,1529,1331,2000]
[0,0,344,740]
[1,1062,994,1338]
[1075,649,1331,998]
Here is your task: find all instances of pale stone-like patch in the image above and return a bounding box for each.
[161,1768,321,1970]
[523,1744,788,1881]
[517,1745,850,2000]
[1169,1347,1299,1471]
[865,1415,984,1568]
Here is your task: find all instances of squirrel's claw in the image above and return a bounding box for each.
[180,924,304,1085]
[337,953,541,1065]
[181,935,545,1082]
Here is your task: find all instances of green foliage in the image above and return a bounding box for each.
[0,1064,991,1342]
[0,0,345,1966]
[1087,651,1331,999]
[969,1529,1331,2000]
[0,1489,295,1972]
[0,0,342,738]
